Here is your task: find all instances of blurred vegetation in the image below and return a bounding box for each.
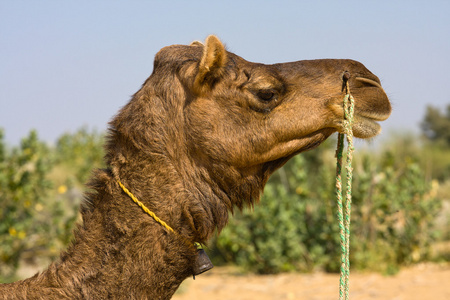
[0,128,104,282]
[421,104,450,147]
[0,115,449,280]
[420,104,450,181]
[54,127,105,186]
[0,130,56,281]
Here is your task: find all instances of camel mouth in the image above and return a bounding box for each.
[347,76,391,139]
[333,106,389,139]
[356,110,391,122]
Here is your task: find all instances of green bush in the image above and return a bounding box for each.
[0,130,57,280]
[350,151,441,274]
[54,127,105,186]
[0,128,104,282]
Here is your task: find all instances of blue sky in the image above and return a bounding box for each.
[1,1,449,145]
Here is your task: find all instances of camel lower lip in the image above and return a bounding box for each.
[352,115,381,138]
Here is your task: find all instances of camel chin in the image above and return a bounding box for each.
[352,116,382,139]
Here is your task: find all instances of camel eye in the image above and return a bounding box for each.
[257,90,275,102]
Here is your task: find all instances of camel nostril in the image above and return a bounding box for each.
[342,71,351,92]
[355,77,383,90]
[343,71,351,82]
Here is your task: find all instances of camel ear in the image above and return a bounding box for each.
[194,35,227,94]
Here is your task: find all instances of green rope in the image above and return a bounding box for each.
[335,82,355,300]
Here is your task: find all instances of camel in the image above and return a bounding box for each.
[0,35,391,299]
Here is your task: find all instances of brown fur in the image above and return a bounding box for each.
[0,35,391,299]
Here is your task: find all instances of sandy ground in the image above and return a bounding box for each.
[173,263,450,300]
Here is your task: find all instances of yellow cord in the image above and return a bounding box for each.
[117,179,175,234]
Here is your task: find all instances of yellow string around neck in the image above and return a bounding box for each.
[117,179,175,234]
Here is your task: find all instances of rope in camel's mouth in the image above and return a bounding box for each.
[335,71,355,300]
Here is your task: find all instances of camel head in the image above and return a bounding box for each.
[108,35,391,217]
